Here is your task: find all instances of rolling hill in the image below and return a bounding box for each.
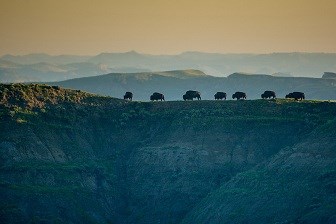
[87,51,336,77]
[49,70,336,101]
[1,52,336,82]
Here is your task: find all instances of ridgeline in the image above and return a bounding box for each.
[49,70,336,101]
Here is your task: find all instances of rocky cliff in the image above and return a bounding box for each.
[1,84,335,223]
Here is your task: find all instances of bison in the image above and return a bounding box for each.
[214,92,227,100]
[183,90,201,100]
[150,92,165,101]
[124,92,133,101]
[232,91,247,100]
[261,90,276,99]
[285,92,305,100]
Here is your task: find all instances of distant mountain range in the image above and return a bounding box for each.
[1,53,90,65]
[48,69,336,101]
[1,51,336,82]
[0,59,112,83]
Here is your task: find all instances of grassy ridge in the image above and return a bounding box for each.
[1,84,336,223]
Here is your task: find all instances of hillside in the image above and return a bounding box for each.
[1,84,336,223]
[182,119,336,223]
[49,70,336,101]
[1,52,336,81]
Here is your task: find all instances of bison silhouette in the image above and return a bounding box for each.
[124,92,133,101]
[214,92,227,100]
[150,92,165,101]
[285,92,305,100]
[232,92,246,100]
[183,90,201,100]
[261,90,276,99]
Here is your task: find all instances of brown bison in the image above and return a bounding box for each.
[150,92,165,101]
[214,92,227,100]
[124,92,133,101]
[232,92,247,100]
[261,90,276,99]
[285,92,305,100]
[183,90,201,100]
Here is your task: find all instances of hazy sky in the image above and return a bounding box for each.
[1,0,336,55]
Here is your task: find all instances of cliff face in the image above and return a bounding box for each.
[182,120,336,224]
[1,84,336,223]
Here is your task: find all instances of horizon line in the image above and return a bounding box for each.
[2,50,336,57]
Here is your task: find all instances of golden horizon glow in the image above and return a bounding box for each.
[1,0,336,55]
